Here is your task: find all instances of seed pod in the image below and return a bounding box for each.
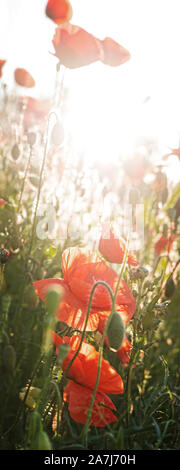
[0,248,9,264]
[11,143,20,160]
[46,288,61,316]
[3,344,16,371]
[165,277,176,298]
[51,121,64,146]
[36,430,52,450]
[107,312,125,351]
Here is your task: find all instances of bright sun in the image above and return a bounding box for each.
[1,0,180,177]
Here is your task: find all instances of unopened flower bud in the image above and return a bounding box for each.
[51,121,64,146]
[107,312,125,351]
[11,143,20,160]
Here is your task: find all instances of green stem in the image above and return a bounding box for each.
[80,235,131,446]
[17,145,33,213]
[60,281,114,387]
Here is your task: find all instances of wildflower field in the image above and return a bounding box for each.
[0,0,180,456]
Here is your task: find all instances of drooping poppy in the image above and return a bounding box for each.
[14,68,35,88]
[154,234,177,256]
[52,334,123,426]
[0,60,6,78]
[99,224,139,266]
[33,246,136,331]
[100,37,130,66]
[46,0,73,24]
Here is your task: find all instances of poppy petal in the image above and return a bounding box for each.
[64,381,118,427]
[33,278,99,331]
[99,226,139,266]
[52,24,101,69]
[62,341,124,394]
[116,336,132,367]
[101,37,131,66]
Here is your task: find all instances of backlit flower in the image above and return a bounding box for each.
[46,0,73,24]
[154,234,177,255]
[14,68,35,88]
[100,37,130,66]
[99,225,138,266]
[52,24,131,69]
[33,247,136,331]
[52,334,123,426]
[52,24,101,68]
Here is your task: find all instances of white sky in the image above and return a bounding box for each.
[1,0,180,170]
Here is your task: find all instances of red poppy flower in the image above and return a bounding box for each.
[33,247,136,331]
[0,60,6,78]
[46,0,73,24]
[116,336,132,368]
[14,68,35,88]
[154,234,177,255]
[52,24,131,69]
[63,381,118,427]
[52,334,123,426]
[52,24,101,68]
[100,37,130,66]
[0,198,7,207]
[99,225,139,266]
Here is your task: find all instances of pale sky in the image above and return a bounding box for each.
[1,0,180,169]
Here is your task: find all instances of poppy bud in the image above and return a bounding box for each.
[0,248,9,264]
[165,277,176,298]
[3,344,16,371]
[46,287,62,316]
[36,430,52,450]
[107,312,125,351]
[11,143,20,160]
[51,121,64,146]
